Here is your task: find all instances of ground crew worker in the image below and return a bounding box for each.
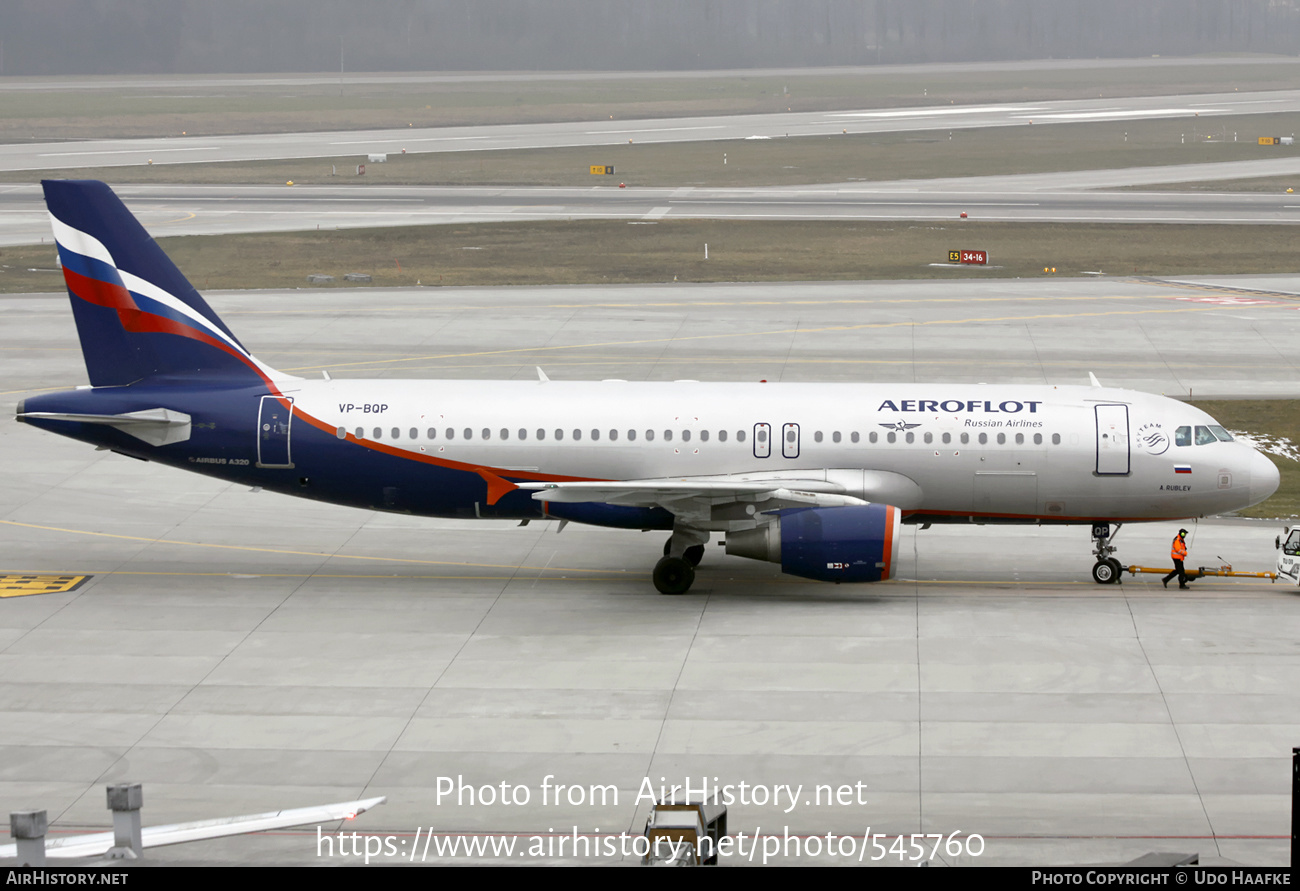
[1163,528,1189,588]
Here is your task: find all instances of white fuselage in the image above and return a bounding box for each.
[284,379,1278,524]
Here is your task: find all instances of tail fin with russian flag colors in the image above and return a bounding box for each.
[42,180,284,387]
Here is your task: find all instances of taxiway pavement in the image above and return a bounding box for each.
[6,166,1300,247]
[5,90,1300,174]
[1,277,1297,865]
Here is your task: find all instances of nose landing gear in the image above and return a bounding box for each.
[1091,522,1124,585]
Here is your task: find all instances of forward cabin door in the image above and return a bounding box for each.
[1094,404,1130,475]
[257,396,294,468]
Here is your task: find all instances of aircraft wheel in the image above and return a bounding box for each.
[1107,557,1123,583]
[663,537,672,556]
[653,556,695,595]
[683,544,705,566]
[1091,560,1118,585]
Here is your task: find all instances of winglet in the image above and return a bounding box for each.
[475,468,518,506]
[536,367,549,382]
[1088,372,1102,388]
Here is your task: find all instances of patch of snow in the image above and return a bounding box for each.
[1228,430,1300,462]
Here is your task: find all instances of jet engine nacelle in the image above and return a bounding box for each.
[724,503,902,583]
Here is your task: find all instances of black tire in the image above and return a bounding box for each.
[663,537,672,556]
[1091,560,1117,585]
[1107,557,1123,584]
[653,556,695,595]
[683,544,705,566]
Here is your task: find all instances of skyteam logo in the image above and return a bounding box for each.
[1137,422,1170,456]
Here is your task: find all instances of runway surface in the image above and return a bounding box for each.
[5,90,1300,174]
[1,277,1297,865]
[7,163,1300,246]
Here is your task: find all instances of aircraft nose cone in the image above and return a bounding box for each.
[1248,449,1280,506]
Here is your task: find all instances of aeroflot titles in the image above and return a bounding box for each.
[877,400,1043,413]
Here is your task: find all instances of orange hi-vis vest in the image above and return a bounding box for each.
[1171,536,1187,561]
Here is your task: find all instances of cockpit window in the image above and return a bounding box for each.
[1174,426,1191,447]
[1208,425,1234,442]
[1194,425,1217,446]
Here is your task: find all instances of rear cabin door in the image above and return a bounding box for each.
[1094,404,1130,475]
[257,396,294,468]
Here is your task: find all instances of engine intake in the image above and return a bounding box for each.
[725,504,901,583]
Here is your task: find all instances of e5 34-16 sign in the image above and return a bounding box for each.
[948,250,988,265]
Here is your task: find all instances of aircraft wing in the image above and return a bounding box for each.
[517,470,923,529]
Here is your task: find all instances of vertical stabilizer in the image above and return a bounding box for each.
[42,180,279,386]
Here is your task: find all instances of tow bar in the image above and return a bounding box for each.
[1123,564,1279,582]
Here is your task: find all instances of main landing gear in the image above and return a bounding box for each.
[1090,522,1124,585]
[654,528,709,595]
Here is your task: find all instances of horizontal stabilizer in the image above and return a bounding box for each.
[19,407,192,446]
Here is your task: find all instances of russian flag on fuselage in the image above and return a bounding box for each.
[42,180,275,387]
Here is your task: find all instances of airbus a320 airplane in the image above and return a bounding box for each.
[16,181,1281,593]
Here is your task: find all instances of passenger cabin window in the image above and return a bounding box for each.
[373,427,382,439]
[700,430,709,442]
[428,428,437,439]
[536,429,545,440]
[628,430,637,441]
[718,430,727,442]
[738,430,747,442]
[555,429,564,441]
[1052,433,1061,445]
[572,429,581,441]
[500,428,509,440]
[336,426,347,439]
[1194,425,1217,446]
[664,430,673,442]
[905,432,914,444]
[814,431,823,443]
[961,433,970,444]
[978,433,988,444]
[942,433,951,444]
[409,428,417,440]
[463,428,472,440]
[851,432,859,443]
[682,430,691,442]
[1033,433,1042,445]
[392,427,401,440]
[832,431,841,443]
[446,428,454,440]
[646,430,655,441]
[355,427,364,439]
[609,429,618,441]
[869,432,878,444]
[887,432,896,443]
[1175,426,1192,447]
[518,429,527,440]
[923,432,932,444]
